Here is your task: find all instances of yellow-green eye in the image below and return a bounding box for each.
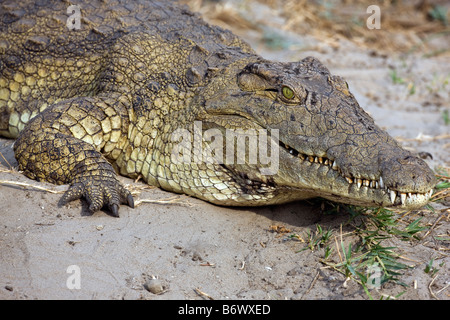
[282,86,295,100]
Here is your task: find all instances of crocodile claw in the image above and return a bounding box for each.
[110,193,134,216]
[126,193,135,209]
[60,175,134,217]
[110,204,119,218]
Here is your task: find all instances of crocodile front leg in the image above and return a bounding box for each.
[13,95,134,216]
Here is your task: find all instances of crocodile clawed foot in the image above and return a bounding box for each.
[59,175,134,217]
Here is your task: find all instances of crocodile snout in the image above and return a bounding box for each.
[379,149,436,194]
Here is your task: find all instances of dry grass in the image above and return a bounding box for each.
[275,0,449,53]
[182,0,450,55]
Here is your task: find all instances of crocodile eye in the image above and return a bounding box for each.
[282,86,295,100]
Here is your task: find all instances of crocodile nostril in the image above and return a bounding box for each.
[398,155,416,165]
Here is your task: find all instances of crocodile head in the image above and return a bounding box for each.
[198,56,435,209]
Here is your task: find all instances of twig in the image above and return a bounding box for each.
[301,271,320,299]
[200,262,215,267]
[422,214,445,240]
[430,188,449,201]
[435,282,450,295]
[397,255,419,264]
[194,287,214,300]
[0,179,65,194]
[428,274,439,300]
[134,196,191,207]
[0,151,12,170]
[335,235,343,263]
[334,224,344,263]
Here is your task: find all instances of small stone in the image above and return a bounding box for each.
[191,251,203,261]
[144,278,164,294]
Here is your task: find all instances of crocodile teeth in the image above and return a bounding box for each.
[382,188,434,205]
[346,177,378,189]
[389,190,396,203]
[356,179,362,188]
[332,161,338,170]
[379,177,384,189]
[289,148,433,203]
[400,192,407,205]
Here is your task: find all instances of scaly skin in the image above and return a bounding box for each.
[0,0,436,216]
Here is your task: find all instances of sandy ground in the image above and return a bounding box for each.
[1,1,449,300]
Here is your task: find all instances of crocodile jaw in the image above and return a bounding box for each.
[187,114,435,210]
[273,144,435,209]
[202,142,435,209]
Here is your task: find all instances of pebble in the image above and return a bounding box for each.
[144,278,164,294]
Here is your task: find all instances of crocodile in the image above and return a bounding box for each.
[0,0,436,216]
